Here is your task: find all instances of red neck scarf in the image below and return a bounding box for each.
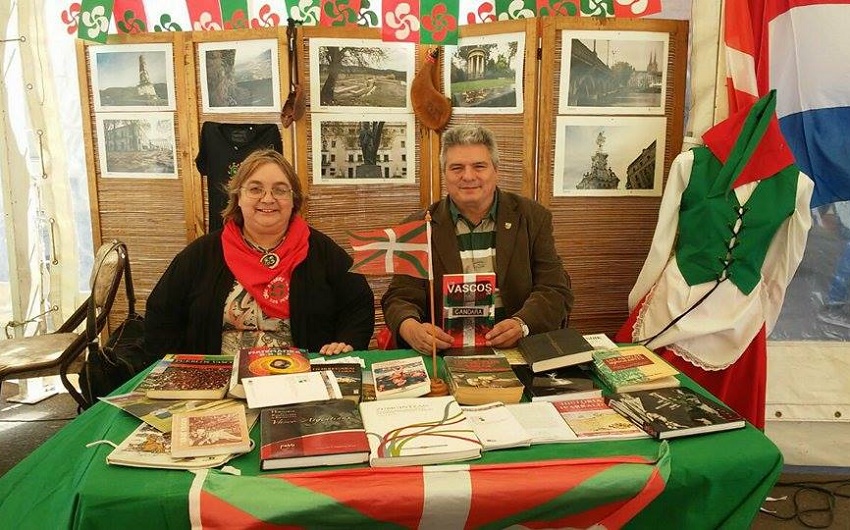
[221,216,310,319]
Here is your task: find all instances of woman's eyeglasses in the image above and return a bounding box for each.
[241,185,293,200]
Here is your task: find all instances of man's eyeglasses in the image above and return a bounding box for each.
[241,185,293,200]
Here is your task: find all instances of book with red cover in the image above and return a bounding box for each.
[259,400,369,470]
[442,273,496,348]
[138,355,234,400]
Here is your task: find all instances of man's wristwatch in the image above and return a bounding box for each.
[512,317,530,337]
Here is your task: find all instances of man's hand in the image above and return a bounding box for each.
[399,318,454,355]
[485,318,524,348]
[319,342,354,356]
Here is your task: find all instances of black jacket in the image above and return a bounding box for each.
[145,227,375,355]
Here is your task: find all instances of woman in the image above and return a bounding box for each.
[145,149,375,357]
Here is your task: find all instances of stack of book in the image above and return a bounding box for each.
[443,354,524,405]
[591,345,680,393]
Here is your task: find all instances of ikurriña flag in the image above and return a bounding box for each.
[348,220,433,280]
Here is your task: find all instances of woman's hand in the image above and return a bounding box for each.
[319,342,354,356]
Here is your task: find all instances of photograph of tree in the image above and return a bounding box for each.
[198,39,280,113]
[559,30,669,115]
[552,116,666,197]
[95,112,177,178]
[311,114,415,185]
[444,32,525,114]
[89,43,175,112]
[308,38,414,113]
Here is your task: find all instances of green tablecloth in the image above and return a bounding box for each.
[0,350,782,529]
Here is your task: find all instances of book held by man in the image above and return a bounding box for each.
[512,364,601,402]
[517,328,596,372]
[442,273,496,348]
[259,399,370,470]
[371,356,431,400]
[137,355,234,400]
[444,354,524,405]
[552,397,649,441]
[228,345,310,399]
[359,396,482,467]
[591,345,680,393]
[170,403,252,458]
[606,386,746,439]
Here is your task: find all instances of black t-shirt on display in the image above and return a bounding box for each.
[195,122,283,232]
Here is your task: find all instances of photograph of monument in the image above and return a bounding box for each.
[559,30,668,115]
[552,116,666,197]
[89,43,175,112]
[444,32,525,114]
[198,39,280,113]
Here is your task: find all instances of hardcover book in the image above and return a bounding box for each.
[444,354,524,405]
[518,328,596,372]
[591,345,680,393]
[359,396,482,467]
[259,400,370,470]
[138,355,234,400]
[310,363,363,404]
[242,370,342,409]
[442,273,496,348]
[552,397,649,441]
[512,364,602,402]
[371,356,431,400]
[170,404,252,458]
[606,387,746,440]
[229,346,311,399]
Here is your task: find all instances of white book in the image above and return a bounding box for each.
[461,402,532,451]
[359,396,482,467]
[582,333,619,351]
[504,402,579,444]
[243,370,342,409]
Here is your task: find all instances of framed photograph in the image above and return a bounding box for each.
[311,114,415,185]
[552,116,666,197]
[95,112,178,179]
[309,38,414,114]
[198,39,280,113]
[444,32,525,114]
[89,43,175,112]
[559,30,669,115]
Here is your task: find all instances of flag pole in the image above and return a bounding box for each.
[425,209,447,396]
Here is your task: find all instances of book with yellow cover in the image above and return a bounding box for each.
[591,345,680,393]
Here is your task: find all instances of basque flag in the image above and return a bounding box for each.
[348,220,433,280]
[725,0,850,207]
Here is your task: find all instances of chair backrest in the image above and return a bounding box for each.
[87,241,129,337]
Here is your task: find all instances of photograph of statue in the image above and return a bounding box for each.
[198,39,280,113]
[552,116,665,197]
[89,43,175,112]
[559,30,668,115]
[95,112,178,179]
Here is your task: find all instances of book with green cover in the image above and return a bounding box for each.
[591,345,680,393]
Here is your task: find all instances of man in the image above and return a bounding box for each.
[381,125,573,354]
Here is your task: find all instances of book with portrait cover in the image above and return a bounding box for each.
[371,356,430,400]
[170,403,251,458]
[359,396,482,467]
[137,355,234,400]
[228,346,311,399]
[444,354,524,405]
[552,397,649,441]
[310,363,363,404]
[259,399,370,470]
[591,345,680,393]
[442,273,496,348]
[606,386,746,440]
[512,364,602,402]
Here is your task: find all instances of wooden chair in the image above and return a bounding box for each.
[0,240,128,408]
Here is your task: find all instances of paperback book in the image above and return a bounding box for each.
[259,399,370,470]
[518,328,596,372]
[503,402,579,444]
[552,397,649,441]
[242,370,342,409]
[137,355,234,400]
[512,364,601,402]
[100,392,242,432]
[170,403,252,458]
[592,345,680,393]
[310,363,363,404]
[359,396,482,467]
[461,402,533,451]
[107,422,237,470]
[229,346,310,399]
[442,273,496,348]
[371,356,431,400]
[444,354,524,405]
[606,387,746,440]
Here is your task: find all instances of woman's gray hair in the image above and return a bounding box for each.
[439,125,500,172]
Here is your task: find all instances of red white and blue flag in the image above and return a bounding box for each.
[189,443,670,528]
[348,220,433,280]
[725,0,850,207]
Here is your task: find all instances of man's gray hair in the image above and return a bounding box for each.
[440,125,500,172]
